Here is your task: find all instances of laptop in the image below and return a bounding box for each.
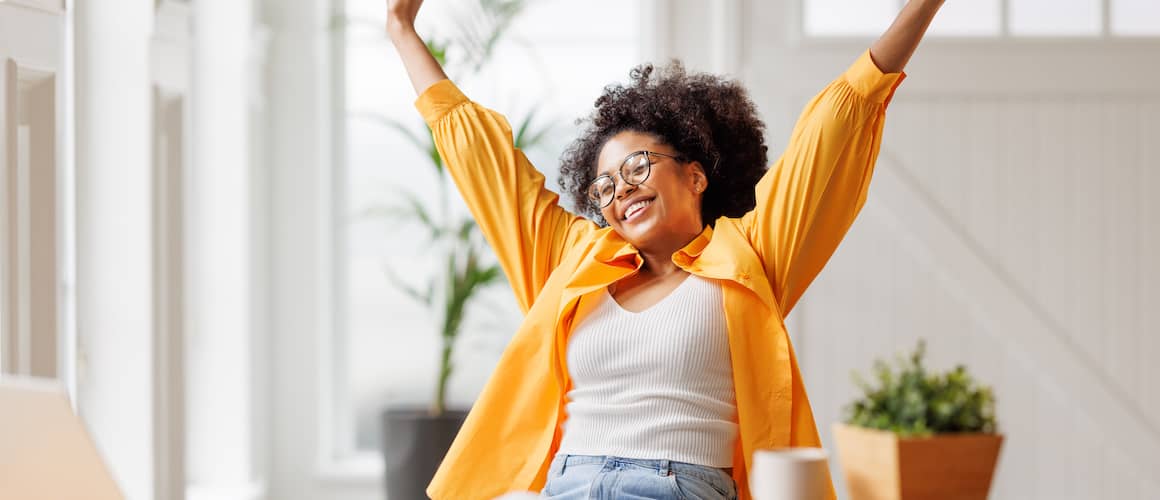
[0,377,124,500]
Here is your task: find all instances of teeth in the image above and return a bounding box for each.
[624,199,652,220]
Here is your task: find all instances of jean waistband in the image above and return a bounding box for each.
[554,454,733,480]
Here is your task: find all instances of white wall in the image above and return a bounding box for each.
[795,94,1160,499]
[74,0,156,498]
[736,4,1160,500]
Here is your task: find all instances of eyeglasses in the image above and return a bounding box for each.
[587,150,686,209]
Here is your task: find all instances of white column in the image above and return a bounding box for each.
[262,0,337,498]
[186,0,262,499]
[73,1,155,499]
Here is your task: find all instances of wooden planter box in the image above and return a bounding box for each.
[832,423,1003,500]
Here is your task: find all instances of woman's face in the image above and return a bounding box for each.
[595,130,706,252]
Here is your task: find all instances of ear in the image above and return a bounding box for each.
[686,162,708,193]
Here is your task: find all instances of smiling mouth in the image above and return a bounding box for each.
[623,197,655,221]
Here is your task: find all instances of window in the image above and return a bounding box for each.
[1010,0,1101,36]
[804,0,1160,37]
[339,0,644,455]
[1111,0,1160,35]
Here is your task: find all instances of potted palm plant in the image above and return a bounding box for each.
[352,1,548,498]
[832,341,1003,500]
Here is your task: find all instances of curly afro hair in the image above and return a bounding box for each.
[559,61,769,227]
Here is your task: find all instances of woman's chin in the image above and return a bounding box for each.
[616,218,660,248]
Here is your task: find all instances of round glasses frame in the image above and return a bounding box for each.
[587,150,686,209]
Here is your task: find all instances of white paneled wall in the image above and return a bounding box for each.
[792,93,1160,499]
[739,0,1160,495]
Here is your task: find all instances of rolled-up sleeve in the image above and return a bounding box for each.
[742,50,905,315]
[415,80,594,313]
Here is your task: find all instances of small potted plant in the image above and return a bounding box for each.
[832,341,1003,500]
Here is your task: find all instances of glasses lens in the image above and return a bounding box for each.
[588,176,615,208]
[622,153,651,185]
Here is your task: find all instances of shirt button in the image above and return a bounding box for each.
[739,272,750,281]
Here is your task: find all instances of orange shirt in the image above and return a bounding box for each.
[418,50,904,500]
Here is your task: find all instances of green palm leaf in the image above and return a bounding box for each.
[513,108,555,151]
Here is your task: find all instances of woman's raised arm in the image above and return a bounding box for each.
[870,0,946,73]
[386,0,595,313]
[743,0,944,315]
[387,0,448,95]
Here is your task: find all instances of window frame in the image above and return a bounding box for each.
[799,0,1159,40]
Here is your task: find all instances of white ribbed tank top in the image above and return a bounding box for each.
[556,273,738,467]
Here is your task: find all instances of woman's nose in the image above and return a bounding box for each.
[613,175,637,200]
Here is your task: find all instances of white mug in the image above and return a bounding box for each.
[749,447,831,500]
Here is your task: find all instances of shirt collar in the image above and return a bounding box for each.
[594,225,714,264]
[586,222,775,312]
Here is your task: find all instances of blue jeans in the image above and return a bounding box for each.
[540,454,738,500]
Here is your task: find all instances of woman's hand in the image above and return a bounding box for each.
[386,0,449,95]
[387,0,423,43]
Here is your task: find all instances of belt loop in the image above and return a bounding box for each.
[600,455,615,472]
[558,454,569,476]
[659,459,672,477]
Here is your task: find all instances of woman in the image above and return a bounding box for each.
[387,1,945,499]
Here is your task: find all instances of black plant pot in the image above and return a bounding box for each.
[382,408,468,500]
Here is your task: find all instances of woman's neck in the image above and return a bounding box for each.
[635,225,703,277]
[638,251,682,277]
